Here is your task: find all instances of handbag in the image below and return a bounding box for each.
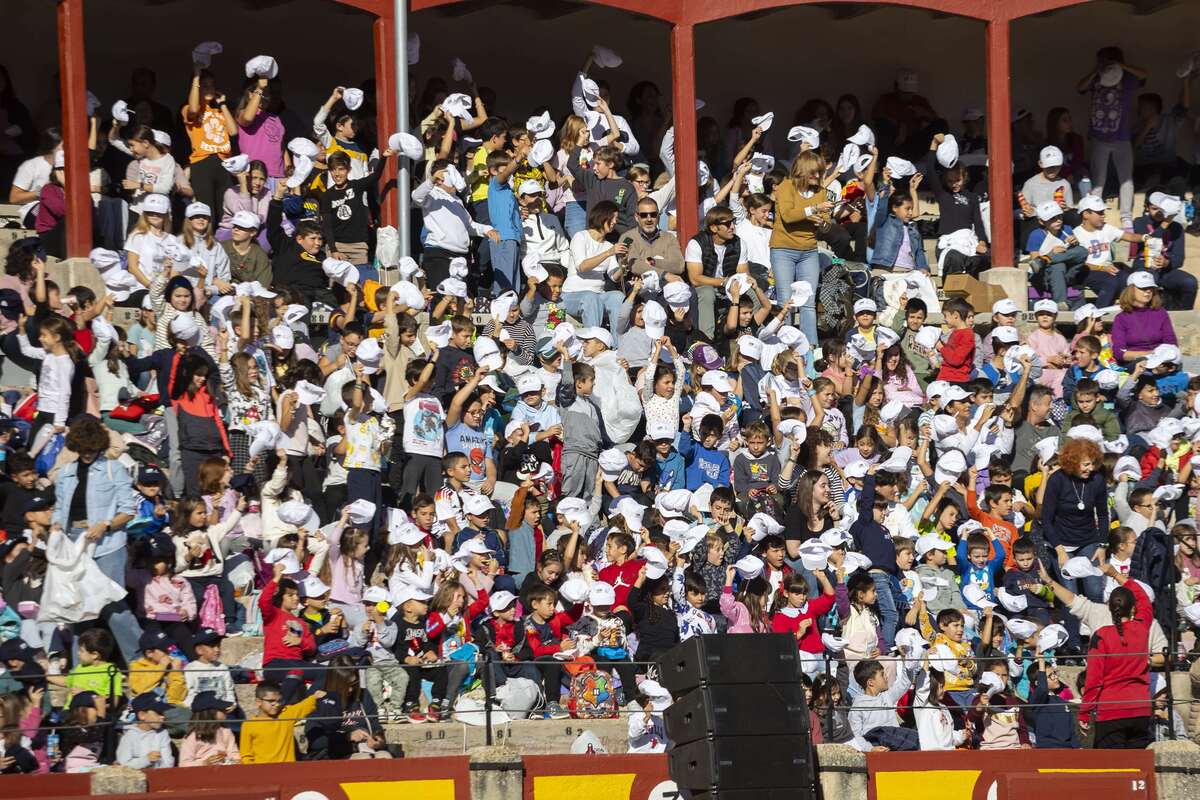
[33,433,64,476]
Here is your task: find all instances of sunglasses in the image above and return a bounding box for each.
[637,212,658,219]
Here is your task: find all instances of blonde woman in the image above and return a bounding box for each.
[771,150,832,345]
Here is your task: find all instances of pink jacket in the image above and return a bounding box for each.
[143,575,198,621]
[218,187,271,232]
[325,522,365,607]
[719,587,757,634]
[179,727,241,766]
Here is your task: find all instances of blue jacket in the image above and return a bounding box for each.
[678,431,730,490]
[849,476,898,575]
[53,457,137,559]
[870,186,929,271]
[452,526,508,570]
[1028,671,1079,748]
[956,536,1006,609]
[656,448,686,491]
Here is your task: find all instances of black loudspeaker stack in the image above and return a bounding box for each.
[658,634,817,799]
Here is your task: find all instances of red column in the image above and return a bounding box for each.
[373,13,398,228]
[670,22,698,247]
[58,0,92,258]
[985,17,1014,268]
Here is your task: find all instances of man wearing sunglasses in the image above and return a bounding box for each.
[622,197,683,281]
[685,206,749,337]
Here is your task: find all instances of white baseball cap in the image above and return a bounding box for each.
[488,591,517,612]
[463,495,494,517]
[1127,271,1158,290]
[142,194,170,215]
[915,534,952,558]
[1032,299,1058,315]
[1036,201,1063,222]
[700,370,733,393]
[577,327,613,348]
[1038,145,1064,168]
[853,298,877,315]
[1077,195,1106,214]
[184,201,212,219]
[991,298,1019,316]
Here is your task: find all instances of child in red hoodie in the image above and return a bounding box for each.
[1079,569,1154,747]
[936,297,975,384]
[259,564,319,705]
[770,571,836,675]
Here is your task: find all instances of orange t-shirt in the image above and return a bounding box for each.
[967,488,1019,570]
[181,105,232,163]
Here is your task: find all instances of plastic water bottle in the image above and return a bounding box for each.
[46,732,59,762]
[1078,177,1093,197]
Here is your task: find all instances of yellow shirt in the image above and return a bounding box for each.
[127,657,187,705]
[468,146,491,203]
[240,693,318,764]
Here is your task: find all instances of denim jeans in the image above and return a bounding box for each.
[1051,541,1106,650]
[1083,266,1129,307]
[770,247,822,344]
[869,570,899,651]
[561,289,625,340]
[563,200,587,239]
[489,239,521,294]
[1043,246,1087,303]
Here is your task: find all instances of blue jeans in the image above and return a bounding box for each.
[1051,541,1106,650]
[1083,266,1128,307]
[489,239,521,294]
[869,570,899,651]
[561,289,624,339]
[770,247,822,344]
[563,200,587,239]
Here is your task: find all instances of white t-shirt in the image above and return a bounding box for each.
[1074,224,1124,267]
[684,238,727,278]
[125,230,175,282]
[403,393,445,458]
[13,155,51,195]
[565,230,614,293]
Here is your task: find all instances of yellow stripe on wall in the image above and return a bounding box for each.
[532,773,637,800]
[875,769,982,800]
[341,779,458,800]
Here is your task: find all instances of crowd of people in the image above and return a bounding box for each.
[0,40,1199,774]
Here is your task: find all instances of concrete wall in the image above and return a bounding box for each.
[6,1,1200,161]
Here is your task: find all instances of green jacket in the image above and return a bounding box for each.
[890,315,934,388]
[1062,404,1120,440]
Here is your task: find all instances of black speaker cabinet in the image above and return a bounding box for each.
[657,634,802,694]
[668,734,814,792]
[666,682,809,745]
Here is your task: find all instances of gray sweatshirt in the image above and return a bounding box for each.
[116,725,175,769]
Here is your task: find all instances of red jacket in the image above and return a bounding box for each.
[937,328,975,383]
[1079,580,1153,723]
[770,593,836,653]
[259,580,317,664]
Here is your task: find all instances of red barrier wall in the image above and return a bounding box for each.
[147,757,472,800]
[868,749,1156,800]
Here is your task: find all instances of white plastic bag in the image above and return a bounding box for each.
[376,226,401,269]
[587,350,641,444]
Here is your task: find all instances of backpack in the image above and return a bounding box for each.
[567,666,618,719]
[816,260,860,338]
[199,584,226,635]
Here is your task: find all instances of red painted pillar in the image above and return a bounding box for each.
[373,13,398,228]
[985,17,1014,268]
[58,0,92,258]
[670,22,698,246]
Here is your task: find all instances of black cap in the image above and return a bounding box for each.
[136,465,165,486]
[23,494,54,515]
[191,627,223,648]
[190,691,235,713]
[137,630,173,653]
[13,660,47,690]
[69,690,100,711]
[0,538,20,559]
[0,637,31,662]
[130,692,171,715]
